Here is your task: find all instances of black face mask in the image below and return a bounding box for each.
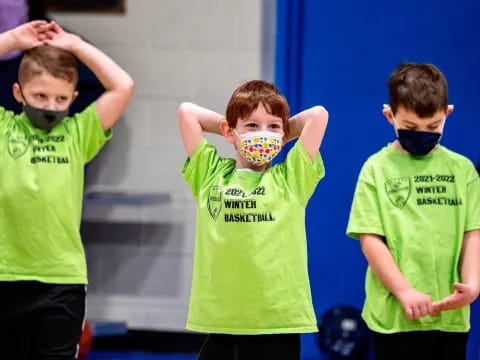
[23,103,69,130]
[397,129,441,156]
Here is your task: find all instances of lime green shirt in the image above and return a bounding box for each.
[347,144,480,333]
[0,104,111,284]
[182,139,324,334]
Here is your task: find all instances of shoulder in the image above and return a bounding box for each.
[438,146,474,165]
[68,103,99,122]
[437,146,478,180]
[358,146,391,172]
[185,138,236,170]
[0,106,16,121]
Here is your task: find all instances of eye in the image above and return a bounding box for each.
[270,123,281,129]
[35,93,47,99]
[245,123,257,128]
[57,96,69,102]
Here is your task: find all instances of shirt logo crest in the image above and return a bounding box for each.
[7,130,29,159]
[385,177,411,208]
[207,186,223,221]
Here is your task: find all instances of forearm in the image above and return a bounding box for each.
[0,31,18,57]
[70,39,133,92]
[180,102,223,135]
[286,105,328,160]
[178,102,223,157]
[461,230,480,295]
[286,107,314,142]
[360,234,411,296]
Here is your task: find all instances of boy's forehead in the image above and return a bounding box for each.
[22,72,75,92]
[241,104,282,122]
[396,106,446,122]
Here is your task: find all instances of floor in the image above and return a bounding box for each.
[87,351,197,360]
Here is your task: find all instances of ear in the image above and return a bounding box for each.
[12,83,24,104]
[382,106,394,125]
[446,104,454,116]
[71,90,79,103]
[220,119,236,144]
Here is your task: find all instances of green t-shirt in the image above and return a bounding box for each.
[347,144,480,333]
[0,104,111,284]
[182,139,324,334]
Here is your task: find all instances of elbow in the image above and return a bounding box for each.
[177,102,196,119]
[120,76,135,101]
[311,105,329,125]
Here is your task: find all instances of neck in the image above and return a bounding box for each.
[235,151,269,172]
[391,139,439,155]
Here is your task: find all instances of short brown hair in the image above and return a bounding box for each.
[226,80,290,137]
[388,63,448,117]
[18,45,78,86]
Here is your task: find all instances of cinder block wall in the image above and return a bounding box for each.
[52,0,274,330]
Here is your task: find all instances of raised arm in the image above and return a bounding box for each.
[177,102,223,158]
[45,21,134,131]
[360,233,434,320]
[286,106,328,161]
[0,21,50,57]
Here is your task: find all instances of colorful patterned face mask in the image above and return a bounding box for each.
[234,130,283,166]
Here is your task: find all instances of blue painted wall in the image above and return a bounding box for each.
[275,1,480,359]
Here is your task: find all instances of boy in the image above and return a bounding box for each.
[178,80,328,360]
[347,63,480,360]
[0,20,134,359]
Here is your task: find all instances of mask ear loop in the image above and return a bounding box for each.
[437,104,454,141]
[383,104,400,137]
[19,85,30,106]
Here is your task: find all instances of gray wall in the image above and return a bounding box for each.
[52,0,274,331]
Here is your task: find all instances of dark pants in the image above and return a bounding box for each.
[198,333,301,360]
[373,330,468,360]
[0,281,86,360]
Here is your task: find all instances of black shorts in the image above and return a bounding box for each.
[198,333,301,360]
[0,281,86,360]
[373,330,468,360]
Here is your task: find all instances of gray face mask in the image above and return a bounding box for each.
[23,103,69,131]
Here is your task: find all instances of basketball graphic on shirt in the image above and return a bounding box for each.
[207,186,223,221]
[7,130,29,159]
[385,177,411,208]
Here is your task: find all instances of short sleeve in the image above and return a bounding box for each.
[181,139,229,199]
[465,164,480,232]
[64,103,112,163]
[274,140,325,206]
[346,161,385,239]
[0,106,11,127]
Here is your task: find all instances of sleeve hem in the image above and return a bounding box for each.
[347,228,385,240]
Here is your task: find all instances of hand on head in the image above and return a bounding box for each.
[10,20,78,52]
[9,20,52,50]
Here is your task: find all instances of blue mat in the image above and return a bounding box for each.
[87,351,197,360]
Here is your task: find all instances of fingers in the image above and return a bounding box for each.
[49,20,63,33]
[408,303,431,320]
[38,31,56,42]
[30,20,49,28]
[453,282,468,293]
[405,306,414,320]
[419,303,430,318]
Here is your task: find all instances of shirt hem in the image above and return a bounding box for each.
[186,323,318,334]
[347,227,385,239]
[0,274,87,284]
[366,323,469,334]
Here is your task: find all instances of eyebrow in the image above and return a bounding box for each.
[241,117,282,124]
[403,119,442,127]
